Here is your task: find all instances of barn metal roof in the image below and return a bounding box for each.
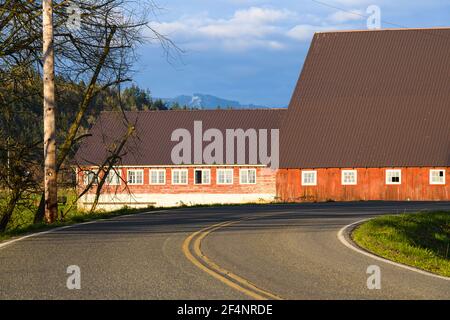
[280,28,450,168]
[74,109,286,166]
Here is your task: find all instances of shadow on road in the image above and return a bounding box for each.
[27,201,450,240]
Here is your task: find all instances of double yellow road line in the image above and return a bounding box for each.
[182,217,283,300]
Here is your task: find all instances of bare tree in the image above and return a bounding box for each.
[0,1,179,228]
[0,139,41,232]
[0,66,43,232]
[38,0,178,222]
[64,120,136,215]
[88,123,135,213]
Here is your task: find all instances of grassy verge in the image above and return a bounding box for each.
[0,206,156,243]
[352,211,450,277]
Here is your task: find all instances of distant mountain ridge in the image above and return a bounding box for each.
[160,93,272,109]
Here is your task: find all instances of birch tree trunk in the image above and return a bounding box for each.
[42,0,57,223]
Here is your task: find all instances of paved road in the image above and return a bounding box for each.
[1,202,449,299]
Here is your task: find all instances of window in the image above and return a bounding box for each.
[302,170,317,186]
[84,170,98,185]
[194,169,211,185]
[430,169,445,185]
[127,169,144,185]
[240,169,256,184]
[386,169,401,185]
[150,169,166,185]
[342,170,357,185]
[217,169,233,184]
[172,169,188,185]
[106,169,121,185]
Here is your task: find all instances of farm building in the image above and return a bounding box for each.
[277,28,450,202]
[74,109,284,209]
[75,28,450,210]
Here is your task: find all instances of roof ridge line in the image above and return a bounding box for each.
[316,27,450,34]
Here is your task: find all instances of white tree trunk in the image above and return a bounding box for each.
[43,0,57,223]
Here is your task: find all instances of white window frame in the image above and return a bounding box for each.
[172,169,188,185]
[127,169,144,185]
[83,170,98,185]
[106,169,121,185]
[301,170,317,186]
[150,169,166,185]
[386,169,401,185]
[194,168,211,185]
[239,168,257,184]
[430,169,446,185]
[341,170,357,186]
[217,168,234,185]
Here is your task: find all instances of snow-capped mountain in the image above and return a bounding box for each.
[161,93,271,109]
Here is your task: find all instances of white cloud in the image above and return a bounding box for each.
[149,5,369,51]
[149,7,294,51]
[232,6,294,24]
[327,10,364,23]
[287,24,331,41]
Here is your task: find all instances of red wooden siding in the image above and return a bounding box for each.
[276,167,450,202]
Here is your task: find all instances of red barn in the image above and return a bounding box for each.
[277,28,450,202]
[75,28,450,210]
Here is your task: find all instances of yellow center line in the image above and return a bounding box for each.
[182,215,284,300]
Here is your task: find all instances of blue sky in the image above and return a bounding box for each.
[133,0,450,107]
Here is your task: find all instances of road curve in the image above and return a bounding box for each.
[0,202,449,299]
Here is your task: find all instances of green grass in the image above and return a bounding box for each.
[352,211,450,277]
[0,189,80,232]
[0,206,155,243]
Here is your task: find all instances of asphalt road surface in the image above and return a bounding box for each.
[1,202,450,300]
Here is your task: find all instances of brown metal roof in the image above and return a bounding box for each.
[280,28,450,168]
[75,109,286,166]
